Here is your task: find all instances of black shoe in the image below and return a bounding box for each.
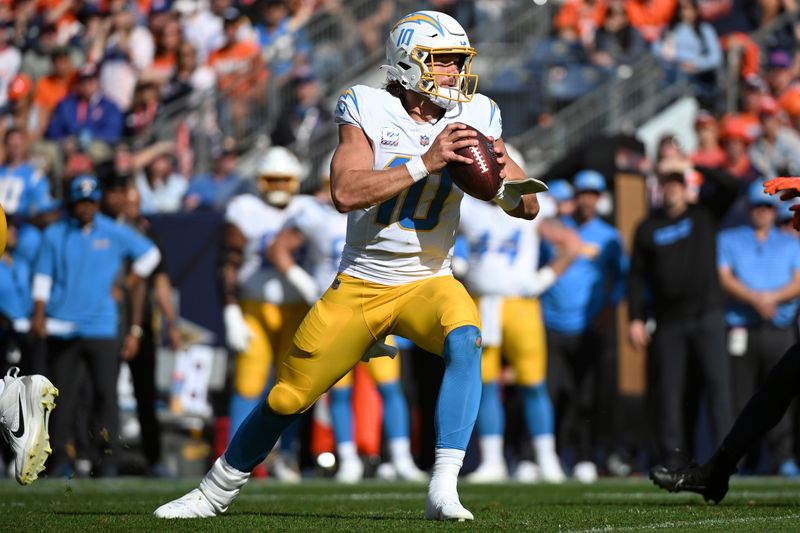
[649,462,730,504]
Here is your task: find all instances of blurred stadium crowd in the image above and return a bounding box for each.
[2,0,800,483]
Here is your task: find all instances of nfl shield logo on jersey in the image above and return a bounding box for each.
[420,135,430,146]
[381,127,400,147]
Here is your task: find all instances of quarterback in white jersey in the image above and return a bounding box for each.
[334,83,502,285]
[155,10,542,523]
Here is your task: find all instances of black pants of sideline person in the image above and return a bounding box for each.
[128,328,162,470]
[547,328,612,464]
[722,341,800,462]
[729,323,796,471]
[47,336,120,475]
[648,310,733,466]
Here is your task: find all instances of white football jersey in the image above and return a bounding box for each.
[459,195,546,297]
[225,193,304,304]
[334,84,503,285]
[284,195,348,298]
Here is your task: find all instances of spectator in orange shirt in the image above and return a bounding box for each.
[554,0,609,44]
[778,87,800,131]
[207,7,268,139]
[720,115,758,182]
[691,110,727,168]
[624,0,678,41]
[150,15,183,82]
[31,47,75,140]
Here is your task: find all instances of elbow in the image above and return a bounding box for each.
[331,187,357,213]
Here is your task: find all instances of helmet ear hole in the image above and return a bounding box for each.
[398,61,412,71]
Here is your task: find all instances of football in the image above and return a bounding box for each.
[447,126,503,201]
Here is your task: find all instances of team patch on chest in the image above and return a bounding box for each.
[380,127,401,147]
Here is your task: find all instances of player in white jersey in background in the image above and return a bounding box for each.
[155,10,543,521]
[220,146,309,482]
[459,145,580,483]
[269,155,426,483]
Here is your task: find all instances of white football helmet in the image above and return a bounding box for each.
[382,10,477,111]
[257,146,304,207]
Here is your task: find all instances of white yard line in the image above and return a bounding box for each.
[564,514,800,533]
[237,492,421,502]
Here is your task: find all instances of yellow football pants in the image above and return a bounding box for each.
[477,297,547,386]
[333,336,402,389]
[235,301,309,398]
[268,274,480,415]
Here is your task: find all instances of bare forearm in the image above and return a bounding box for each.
[128,275,147,328]
[331,166,415,212]
[505,194,540,220]
[154,273,177,324]
[770,278,800,303]
[221,263,239,306]
[720,270,756,305]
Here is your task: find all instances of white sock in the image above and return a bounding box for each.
[533,434,557,463]
[428,448,464,498]
[479,435,504,466]
[0,380,5,396]
[199,456,250,512]
[337,441,359,464]
[389,437,414,465]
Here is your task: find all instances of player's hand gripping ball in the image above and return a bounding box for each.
[447,126,503,201]
[0,203,7,256]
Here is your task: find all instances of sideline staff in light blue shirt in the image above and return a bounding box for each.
[718,182,800,329]
[30,175,161,476]
[32,175,161,338]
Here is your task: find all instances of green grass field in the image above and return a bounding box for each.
[0,477,799,532]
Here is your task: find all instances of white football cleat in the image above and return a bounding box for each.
[425,493,474,521]
[465,461,508,483]
[538,455,566,483]
[154,456,250,519]
[393,460,428,482]
[513,460,541,483]
[271,454,301,483]
[154,488,218,519]
[335,457,364,484]
[573,461,598,484]
[0,368,58,485]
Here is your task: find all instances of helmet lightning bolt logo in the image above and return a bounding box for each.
[391,12,445,35]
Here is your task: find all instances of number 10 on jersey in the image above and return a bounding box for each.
[375,156,452,231]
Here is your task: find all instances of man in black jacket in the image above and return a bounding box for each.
[628,155,739,468]
[650,176,800,502]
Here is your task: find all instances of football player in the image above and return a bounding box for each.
[219,146,309,482]
[459,145,579,483]
[268,156,426,483]
[155,10,542,521]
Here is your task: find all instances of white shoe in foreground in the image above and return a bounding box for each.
[425,492,474,521]
[0,368,58,485]
[154,456,250,519]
